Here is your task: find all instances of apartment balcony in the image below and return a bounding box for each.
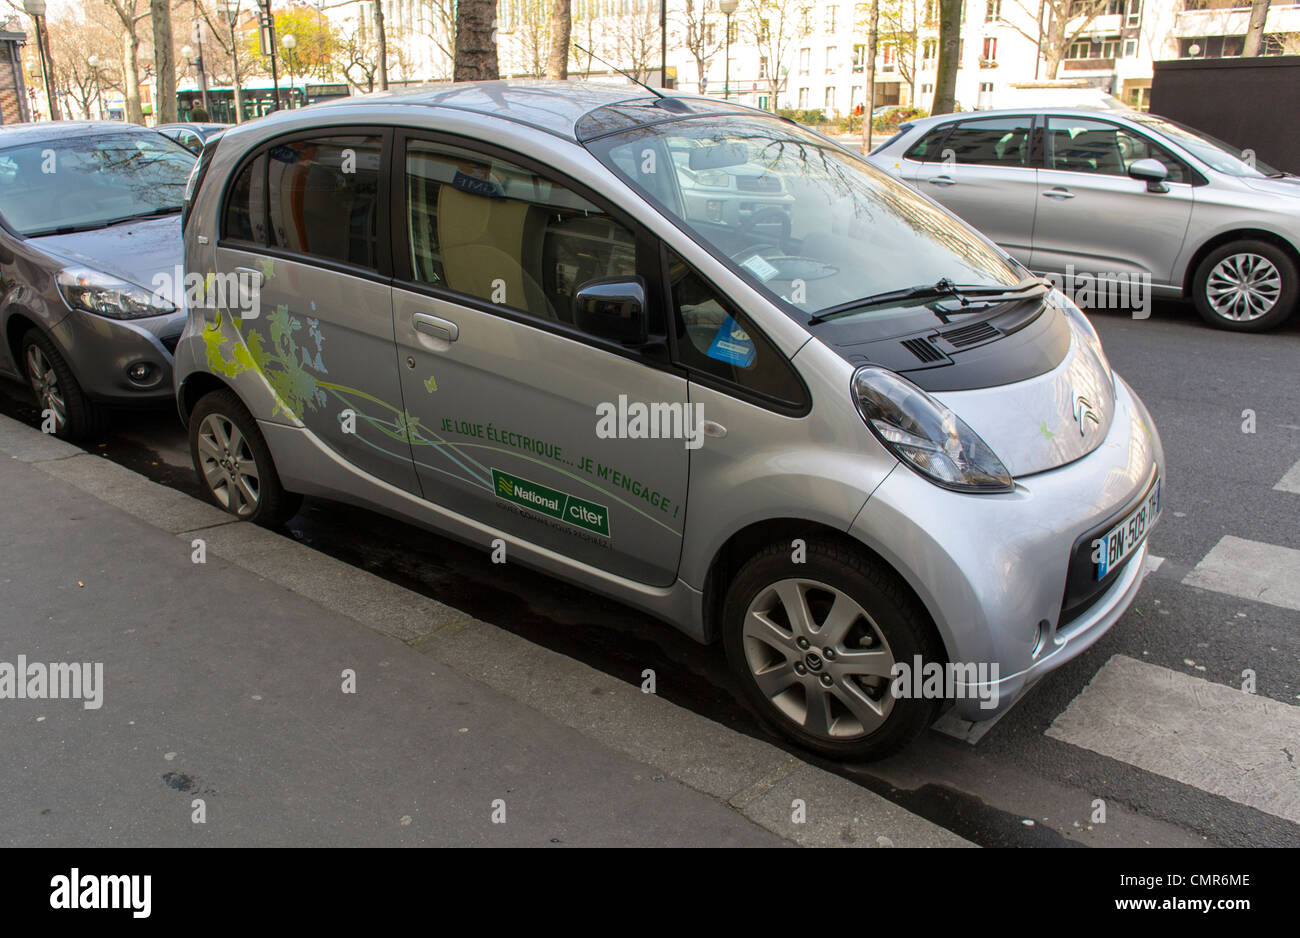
[1064,57,1117,70]
[1174,3,1300,36]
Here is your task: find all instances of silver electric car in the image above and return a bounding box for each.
[868,107,1300,332]
[0,122,195,440]
[176,82,1164,759]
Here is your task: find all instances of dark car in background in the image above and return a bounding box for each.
[157,122,230,154]
[0,122,194,440]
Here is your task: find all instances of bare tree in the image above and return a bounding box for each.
[1242,0,1271,56]
[1006,0,1113,79]
[99,0,151,123]
[615,4,660,83]
[454,0,499,80]
[547,0,571,79]
[931,0,959,113]
[878,0,920,94]
[676,0,723,92]
[46,13,122,117]
[746,0,802,111]
[150,0,177,122]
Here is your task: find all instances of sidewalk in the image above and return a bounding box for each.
[0,412,969,847]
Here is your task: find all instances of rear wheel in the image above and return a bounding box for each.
[21,328,105,442]
[189,389,301,526]
[1192,240,1297,332]
[721,537,945,761]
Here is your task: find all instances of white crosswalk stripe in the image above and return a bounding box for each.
[1182,535,1300,613]
[1275,458,1300,495]
[1047,655,1300,824]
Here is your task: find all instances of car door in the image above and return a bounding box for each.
[389,133,689,587]
[214,129,419,493]
[1031,116,1195,285]
[907,115,1039,266]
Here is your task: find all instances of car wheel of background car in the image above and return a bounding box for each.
[1193,240,1298,332]
[21,328,105,443]
[721,537,945,761]
[189,389,302,527]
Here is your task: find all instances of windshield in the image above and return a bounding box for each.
[0,132,195,236]
[1131,114,1282,177]
[586,114,1021,323]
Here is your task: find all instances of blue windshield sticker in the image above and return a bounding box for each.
[706,317,757,367]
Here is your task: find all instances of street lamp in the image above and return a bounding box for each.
[181,42,211,116]
[87,54,104,120]
[22,0,59,121]
[280,33,296,107]
[720,0,738,101]
[256,0,283,112]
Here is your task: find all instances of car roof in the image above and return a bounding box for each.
[0,121,158,148]
[903,106,1143,130]
[305,79,759,141]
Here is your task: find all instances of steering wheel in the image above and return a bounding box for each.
[738,207,793,253]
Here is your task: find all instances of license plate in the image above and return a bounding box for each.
[1095,477,1161,580]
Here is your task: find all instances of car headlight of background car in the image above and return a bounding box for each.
[56,268,175,320]
[852,365,1015,493]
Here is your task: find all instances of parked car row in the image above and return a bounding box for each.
[0,88,1179,760]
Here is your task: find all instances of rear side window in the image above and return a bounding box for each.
[666,249,806,409]
[223,153,266,243]
[905,125,952,162]
[941,117,1032,167]
[265,135,382,268]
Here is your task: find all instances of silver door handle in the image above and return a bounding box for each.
[412,312,459,342]
[927,175,955,186]
[233,266,264,286]
[1042,188,1075,199]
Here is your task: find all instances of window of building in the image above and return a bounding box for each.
[922,38,937,64]
[800,47,811,74]
[826,4,838,31]
[798,87,810,108]
[826,46,837,72]
[982,37,997,62]
[985,0,1000,20]
[852,44,865,72]
[881,42,897,71]
[825,86,836,110]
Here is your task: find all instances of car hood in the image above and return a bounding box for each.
[930,312,1116,477]
[30,214,184,307]
[1240,175,1300,198]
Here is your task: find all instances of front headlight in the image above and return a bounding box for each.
[56,267,175,320]
[852,366,1014,493]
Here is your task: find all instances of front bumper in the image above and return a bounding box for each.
[850,373,1164,720]
[48,308,183,404]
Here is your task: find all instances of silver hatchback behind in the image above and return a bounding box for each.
[176,82,1164,760]
[869,107,1300,331]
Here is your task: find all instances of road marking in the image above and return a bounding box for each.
[1143,553,1165,576]
[1275,457,1300,495]
[1182,536,1300,612]
[1047,655,1300,824]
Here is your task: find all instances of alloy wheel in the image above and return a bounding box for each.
[25,344,66,431]
[741,578,897,740]
[1206,252,1282,322]
[197,412,262,518]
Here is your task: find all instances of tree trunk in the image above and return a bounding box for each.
[454,0,500,81]
[1044,11,1065,79]
[151,0,177,123]
[861,0,878,153]
[1242,0,1271,56]
[547,0,570,80]
[124,32,145,124]
[932,0,960,114]
[375,0,389,89]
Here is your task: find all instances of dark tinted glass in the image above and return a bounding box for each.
[266,136,381,267]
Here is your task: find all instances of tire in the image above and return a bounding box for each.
[721,537,945,762]
[1192,239,1298,332]
[189,389,302,527]
[21,328,106,442]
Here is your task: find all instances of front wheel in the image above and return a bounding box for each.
[1192,240,1298,332]
[21,329,106,442]
[721,537,945,761]
[189,389,301,527]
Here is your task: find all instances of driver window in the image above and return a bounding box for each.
[404,139,638,325]
[667,249,805,407]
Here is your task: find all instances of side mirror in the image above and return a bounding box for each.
[574,277,648,345]
[1128,158,1169,193]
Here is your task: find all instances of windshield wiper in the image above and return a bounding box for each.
[99,206,184,226]
[24,206,184,237]
[807,277,1049,324]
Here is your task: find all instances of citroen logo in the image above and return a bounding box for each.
[1072,391,1101,436]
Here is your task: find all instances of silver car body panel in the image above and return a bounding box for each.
[177,86,1163,701]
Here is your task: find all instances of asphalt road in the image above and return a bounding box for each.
[3,296,1297,848]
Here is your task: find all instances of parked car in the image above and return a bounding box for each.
[177,82,1163,760]
[157,122,229,154]
[0,122,194,440]
[868,107,1300,330]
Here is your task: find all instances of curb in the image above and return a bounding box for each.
[1,411,972,848]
